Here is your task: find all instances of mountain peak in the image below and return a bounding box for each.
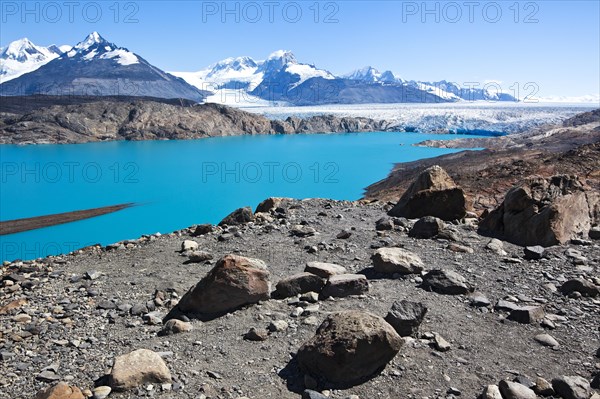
[72,32,109,52]
[2,38,36,59]
[266,50,295,61]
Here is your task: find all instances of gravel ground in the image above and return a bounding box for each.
[1,198,599,399]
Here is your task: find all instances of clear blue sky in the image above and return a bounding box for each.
[1,1,599,97]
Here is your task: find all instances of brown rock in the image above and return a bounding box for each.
[159,319,193,336]
[297,311,402,385]
[34,382,85,399]
[218,207,255,226]
[0,298,27,315]
[479,175,595,247]
[388,165,466,221]
[174,254,270,317]
[255,197,288,213]
[109,349,172,391]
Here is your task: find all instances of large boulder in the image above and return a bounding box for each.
[479,175,597,247]
[297,311,402,386]
[173,254,270,318]
[108,349,172,391]
[388,165,467,221]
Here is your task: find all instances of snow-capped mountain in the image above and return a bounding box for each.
[0,32,207,101]
[170,50,335,96]
[344,66,402,84]
[0,38,70,83]
[173,53,517,105]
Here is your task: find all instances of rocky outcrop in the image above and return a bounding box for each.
[171,254,271,319]
[479,175,598,247]
[388,165,466,221]
[0,98,391,144]
[296,311,402,386]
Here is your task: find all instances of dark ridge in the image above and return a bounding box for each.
[0,203,136,235]
[0,95,198,114]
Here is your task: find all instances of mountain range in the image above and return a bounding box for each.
[0,32,517,105]
[0,32,207,102]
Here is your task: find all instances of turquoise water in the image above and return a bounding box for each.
[0,132,478,261]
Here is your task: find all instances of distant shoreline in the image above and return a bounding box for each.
[0,203,135,236]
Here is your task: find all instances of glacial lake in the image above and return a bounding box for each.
[0,132,479,261]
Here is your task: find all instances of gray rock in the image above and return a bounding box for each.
[291,225,317,237]
[495,300,521,312]
[384,300,428,337]
[498,379,537,399]
[371,247,424,275]
[552,375,592,399]
[320,274,369,298]
[92,386,112,399]
[559,278,599,297]
[244,327,268,341]
[268,320,289,332]
[432,333,451,352]
[408,216,445,239]
[274,273,326,299]
[507,306,545,324]
[524,245,545,260]
[336,230,352,239]
[486,239,507,256]
[187,251,213,263]
[181,240,199,252]
[304,262,347,278]
[534,333,559,348]
[375,217,394,231]
[422,269,473,295]
[469,292,491,307]
[481,384,503,399]
[302,390,328,399]
[590,226,600,239]
[36,370,61,382]
[191,224,214,236]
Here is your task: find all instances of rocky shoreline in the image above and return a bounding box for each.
[1,167,599,398]
[0,97,393,145]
